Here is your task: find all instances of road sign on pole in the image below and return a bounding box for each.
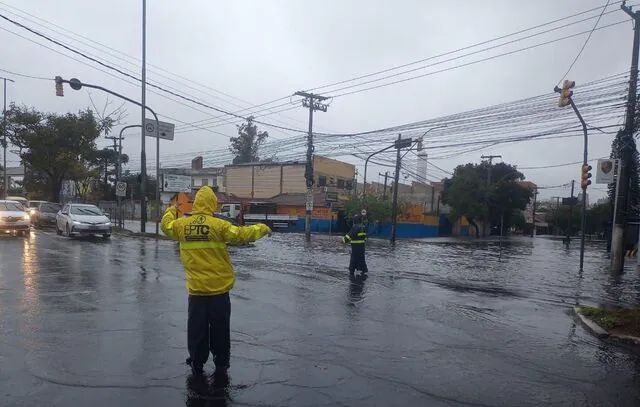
[306,190,314,211]
[144,118,175,141]
[162,174,191,193]
[115,181,127,197]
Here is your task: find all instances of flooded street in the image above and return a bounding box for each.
[1,231,640,406]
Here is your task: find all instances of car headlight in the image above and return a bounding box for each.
[105,222,112,226]
[23,214,30,220]
[29,209,36,215]
[73,220,81,225]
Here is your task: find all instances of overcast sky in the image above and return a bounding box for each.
[0,0,635,201]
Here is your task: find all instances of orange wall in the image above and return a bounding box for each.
[397,204,439,226]
[276,205,333,219]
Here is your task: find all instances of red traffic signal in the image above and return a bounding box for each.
[55,76,64,97]
[581,164,592,189]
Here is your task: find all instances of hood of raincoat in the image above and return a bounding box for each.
[192,186,218,214]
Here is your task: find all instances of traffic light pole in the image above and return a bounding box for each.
[570,98,589,272]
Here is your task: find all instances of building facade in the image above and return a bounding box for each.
[224,156,356,199]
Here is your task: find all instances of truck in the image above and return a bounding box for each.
[220,202,298,231]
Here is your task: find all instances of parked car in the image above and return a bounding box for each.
[31,201,62,228]
[0,200,31,236]
[5,196,28,209]
[26,200,46,221]
[56,203,112,239]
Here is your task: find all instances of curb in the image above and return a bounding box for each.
[573,307,609,338]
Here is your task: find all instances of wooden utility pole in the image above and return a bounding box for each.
[390,135,413,243]
[295,91,329,242]
[551,196,561,235]
[381,172,389,199]
[481,154,502,237]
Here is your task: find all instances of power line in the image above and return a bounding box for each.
[329,20,628,99]
[557,0,613,85]
[0,11,308,134]
[306,3,620,93]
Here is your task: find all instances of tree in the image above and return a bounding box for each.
[442,162,533,236]
[119,172,157,200]
[2,105,108,202]
[345,196,392,223]
[85,148,129,199]
[229,116,269,164]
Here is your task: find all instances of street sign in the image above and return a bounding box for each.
[325,191,338,202]
[115,181,127,197]
[306,190,314,211]
[394,138,413,149]
[162,174,191,192]
[595,158,618,184]
[144,118,175,141]
[562,197,578,206]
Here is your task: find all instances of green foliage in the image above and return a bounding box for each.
[442,162,533,232]
[229,116,269,164]
[3,104,105,202]
[546,202,611,235]
[119,172,158,200]
[344,195,394,222]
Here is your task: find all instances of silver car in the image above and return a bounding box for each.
[56,203,112,239]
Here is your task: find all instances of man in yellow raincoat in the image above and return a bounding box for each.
[161,186,271,376]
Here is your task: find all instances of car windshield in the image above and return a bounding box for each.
[29,202,41,208]
[0,202,25,212]
[41,203,61,213]
[70,206,103,216]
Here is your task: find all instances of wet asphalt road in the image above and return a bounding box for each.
[1,230,640,406]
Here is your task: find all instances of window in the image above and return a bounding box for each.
[337,179,345,189]
[0,202,24,211]
[318,176,327,187]
[41,203,62,213]
[70,205,103,216]
[201,178,209,186]
[346,180,354,190]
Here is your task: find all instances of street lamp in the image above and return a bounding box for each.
[56,77,160,235]
[2,76,15,199]
[362,125,447,194]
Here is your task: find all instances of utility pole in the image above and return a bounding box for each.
[381,172,389,199]
[294,91,329,242]
[481,154,502,237]
[390,134,413,243]
[2,77,14,199]
[612,1,640,273]
[567,180,575,245]
[530,187,538,238]
[140,0,148,233]
[552,196,561,235]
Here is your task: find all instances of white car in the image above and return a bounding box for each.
[0,200,31,236]
[56,203,112,239]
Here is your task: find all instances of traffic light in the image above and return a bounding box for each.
[55,76,64,97]
[581,164,592,189]
[558,79,575,107]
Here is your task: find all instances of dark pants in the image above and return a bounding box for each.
[187,293,231,368]
[349,244,368,273]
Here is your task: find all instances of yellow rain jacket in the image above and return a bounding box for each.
[161,186,271,296]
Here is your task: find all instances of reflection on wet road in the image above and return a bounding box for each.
[1,231,639,406]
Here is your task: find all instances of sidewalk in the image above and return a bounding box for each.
[121,220,165,235]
